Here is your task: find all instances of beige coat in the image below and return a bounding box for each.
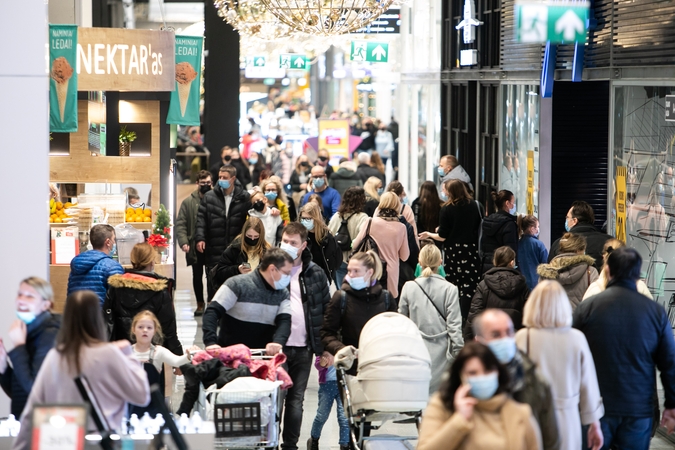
[537,254,598,310]
[515,327,604,450]
[418,393,542,450]
[328,211,369,263]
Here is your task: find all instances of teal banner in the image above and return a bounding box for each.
[167,35,203,126]
[49,24,78,133]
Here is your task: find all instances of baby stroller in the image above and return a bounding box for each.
[336,312,431,450]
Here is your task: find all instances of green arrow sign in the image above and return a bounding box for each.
[351,41,389,63]
[279,54,309,70]
[515,0,589,44]
[246,56,267,67]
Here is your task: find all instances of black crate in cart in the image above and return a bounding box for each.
[214,402,261,437]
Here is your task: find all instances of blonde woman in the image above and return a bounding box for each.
[290,154,312,205]
[515,280,604,450]
[363,176,382,217]
[399,244,464,393]
[352,192,409,298]
[260,175,291,224]
[582,238,652,300]
[299,202,342,280]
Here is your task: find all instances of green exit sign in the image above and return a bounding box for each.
[351,41,389,63]
[516,0,589,44]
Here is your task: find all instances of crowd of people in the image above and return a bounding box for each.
[4,149,675,450]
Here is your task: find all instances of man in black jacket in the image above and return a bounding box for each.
[196,165,251,300]
[549,201,611,270]
[574,247,675,446]
[278,223,332,450]
[355,152,385,185]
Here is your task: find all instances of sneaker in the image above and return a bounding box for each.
[307,437,319,450]
[193,305,205,317]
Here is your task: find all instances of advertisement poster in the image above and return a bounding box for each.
[527,150,534,215]
[616,166,627,242]
[49,25,78,133]
[318,119,350,160]
[167,35,203,126]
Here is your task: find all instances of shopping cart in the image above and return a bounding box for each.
[209,349,284,450]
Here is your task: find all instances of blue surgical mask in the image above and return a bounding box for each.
[273,271,291,290]
[280,242,299,260]
[467,372,499,400]
[265,192,278,202]
[440,192,448,202]
[437,166,446,176]
[377,188,384,195]
[300,219,314,231]
[16,311,36,325]
[564,219,571,232]
[346,275,369,291]
[487,337,517,364]
[249,157,258,165]
[313,177,325,189]
[534,230,540,238]
[218,179,231,190]
[111,243,117,256]
[402,197,409,205]
[509,204,517,215]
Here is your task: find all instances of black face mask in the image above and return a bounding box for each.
[223,155,232,162]
[252,200,265,212]
[318,156,328,162]
[199,184,211,194]
[244,236,260,247]
[300,161,310,167]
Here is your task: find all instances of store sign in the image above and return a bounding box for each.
[31,405,87,450]
[246,56,267,67]
[279,54,309,70]
[527,150,535,215]
[49,24,78,133]
[515,0,589,44]
[616,166,627,243]
[355,9,401,34]
[350,41,389,63]
[167,35,203,126]
[318,120,350,160]
[77,28,175,91]
[666,95,675,122]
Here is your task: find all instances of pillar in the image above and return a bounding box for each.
[0,0,49,414]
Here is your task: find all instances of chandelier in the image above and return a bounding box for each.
[258,0,395,36]
[214,0,294,40]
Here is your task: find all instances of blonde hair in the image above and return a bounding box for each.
[295,155,311,174]
[377,192,401,213]
[363,176,382,201]
[559,232,587,253]
[238,217,270,257]
[350,251,383,281]
[130,310,164,344]
[260,175,288,204]
[299,202,329,242]
[131,243,156,270]
[419,245,442,278]
[523,280,572,328]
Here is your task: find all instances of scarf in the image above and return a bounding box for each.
[377,208,399,220]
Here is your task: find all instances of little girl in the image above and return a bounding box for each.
[307,356,350,450]
[517,214,549,290]
[130,311,192,416]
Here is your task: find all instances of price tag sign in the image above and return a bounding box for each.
[31,405,87,450]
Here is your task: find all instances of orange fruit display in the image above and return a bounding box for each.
[144,209,152,217]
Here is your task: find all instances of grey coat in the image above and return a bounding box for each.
[537,253,598,310]
[398,274,464,394]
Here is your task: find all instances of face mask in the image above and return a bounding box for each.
[402,197,409,205]
[467,372,499,400]
[265,192,278,202]
[318,156,328,163]
[437,166,446,176]
[487,336,517,364]
[199,184,211,194]
[301,218,314,231]
[280,242,299,260]
[564,219,571,232]
[252,200,265,212]
[300,161,310,168]
[440,192,448,201]
[218,179,231,190]
[249,158,258,165]
[131,202,142,209]
[223,155,232,162]
[509,204,517,215]
[534,230,540,238]
[273,270,291,290]
[345,275,369,291]
[16,310,36,325]
[111,243,117,256]
[313,177,325,189]
[377,188,384,195]
[244,236,259,247]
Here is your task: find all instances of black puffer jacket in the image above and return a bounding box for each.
[465,267,529,339]
[308,232,343,281]
[295,248,332,355]
[195,180,252,267]
[549,223,611,271]
[104,270,182,356]
[0,312,60,417]
[211,238,268,292]
[480,210,518,273]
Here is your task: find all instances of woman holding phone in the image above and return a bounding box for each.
[417,341,542,450]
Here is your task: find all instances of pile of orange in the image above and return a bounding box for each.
[49,201,73,223]
[126,207,152,223]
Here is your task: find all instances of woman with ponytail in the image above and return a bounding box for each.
[399,245,464,393]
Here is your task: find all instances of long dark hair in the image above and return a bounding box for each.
[444,179,472,206]
[56,290,107,374]
[417,181,441,232]
[338,186,366,216]
[491,190,514,211]
[439,341,510,412]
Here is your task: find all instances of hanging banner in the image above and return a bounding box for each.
[527,150,535,215]
[167,35,203,126]
[616,166,627,242]
[49,25,78,133]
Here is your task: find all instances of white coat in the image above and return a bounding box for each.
[515,327,604,450]
[398,274,464,394]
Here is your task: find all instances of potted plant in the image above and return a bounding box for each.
[118,126,137,156]
[147,204,171,263]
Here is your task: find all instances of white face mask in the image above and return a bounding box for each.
[280,242,299,260]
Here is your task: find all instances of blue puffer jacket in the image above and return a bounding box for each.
[67,250,124,305]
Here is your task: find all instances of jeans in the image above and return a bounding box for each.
[334,261,348,289]
[192,252,206,306]
[583,415,652,450]
[310,381,349,445]
[281,346,313,450]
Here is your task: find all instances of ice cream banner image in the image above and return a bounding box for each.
[167,35,203,126]
[49,24,78,133]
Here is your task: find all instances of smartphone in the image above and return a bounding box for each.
[242,262,251,269]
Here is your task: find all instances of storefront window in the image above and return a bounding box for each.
[499,84,540,216]
[612,85,675,314]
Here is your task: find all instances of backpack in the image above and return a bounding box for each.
[335,213,353,251]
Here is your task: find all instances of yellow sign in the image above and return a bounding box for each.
[527,150,534,215]
[616,166,627,242]
[318,119,350,160]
